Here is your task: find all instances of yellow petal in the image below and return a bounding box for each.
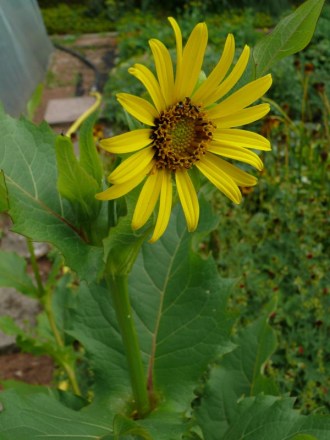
[207,74,272,119]
[214,103,271,128]
[213,129,271,150]
[131,169,163,230]
[149,39,175,106]
[193,33,235,104]
[150,170,172,243]
[117,93,158,126]
[128,64,166,113]
[175,22,208,100]
[168,17,183,90]
[196,153,242,204]
[95,169,150,201]
[200,152,257,187]
[205,45,250,107]
[208,142,264,170]
[175,169,199,231]
[99,129,152,154]
[108,147,155,184]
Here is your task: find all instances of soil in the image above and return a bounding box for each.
[0,352,54,388]
[0,32,117,390]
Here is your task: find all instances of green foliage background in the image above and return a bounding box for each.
[98,1,330,415]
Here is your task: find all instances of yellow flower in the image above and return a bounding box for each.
[96,18,272,242]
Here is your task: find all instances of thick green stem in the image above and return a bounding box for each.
[107,274,150,417]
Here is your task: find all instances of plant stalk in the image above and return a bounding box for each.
[43,288,82,397]
[106,274,150,417]
[26,239,82,396]
[26,238,45,297]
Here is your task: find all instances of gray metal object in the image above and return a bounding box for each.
[0,0,53,116]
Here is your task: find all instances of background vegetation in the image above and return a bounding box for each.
[34,0,330,415]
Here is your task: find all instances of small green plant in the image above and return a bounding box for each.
[41,3,114,34]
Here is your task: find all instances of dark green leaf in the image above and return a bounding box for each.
[222,395,330,440]
[0,390,113,440]
[253,0,325,76]
[113,414,153,440]
[0,107,104,282]
[196,309,278,439]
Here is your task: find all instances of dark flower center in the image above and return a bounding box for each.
[151,97,216,171]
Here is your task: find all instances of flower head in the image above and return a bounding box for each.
[96,18,272,242]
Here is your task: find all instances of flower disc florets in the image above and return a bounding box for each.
[151,97,216,171]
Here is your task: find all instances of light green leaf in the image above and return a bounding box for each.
[0,316,25,338]
[0,107,103,282]
[0,251,37,296]
[103,216,150,276]
[0,170,9,212]
[27,83,44,122]
[291,435,318,440]
[253,0,325,76]
[55,134,101,223]
[221,395,330,440]
[0,314,73,362]
[196,309,278,439]
[78,110,103,186]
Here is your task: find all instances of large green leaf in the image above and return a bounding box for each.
[0,251,37,296]
[253,0,325,76]
[70,205,234,421]
[0,390,113,440]
[0,388,161,440]
[0,107,103,282]
[221,395,330,440]
[196,310,278,439]
[131,212,234,411]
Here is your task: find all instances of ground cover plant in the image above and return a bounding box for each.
[0,0,329,438]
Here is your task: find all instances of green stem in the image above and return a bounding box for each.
[43,289,65,349]
[26,238,45,297]
[62,361,82,397]
[301,74,310,123]
[106,274,150,417]
[43,288,82,397]
[26,240,82,396]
